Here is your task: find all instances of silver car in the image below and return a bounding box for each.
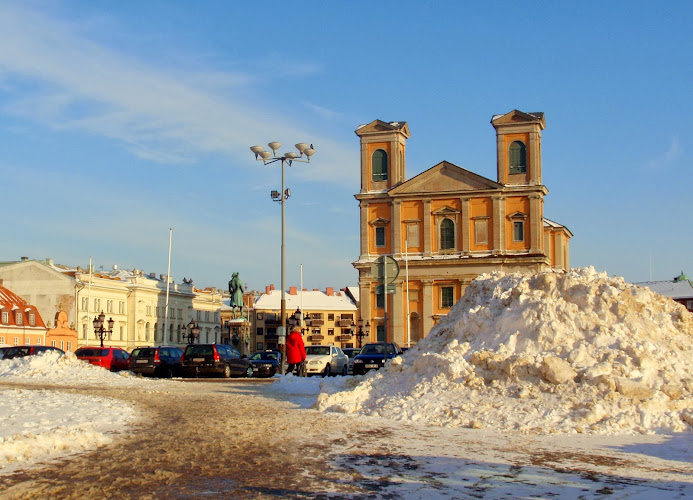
[305,345,349,377]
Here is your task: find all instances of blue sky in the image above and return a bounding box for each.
[0,1,691,292]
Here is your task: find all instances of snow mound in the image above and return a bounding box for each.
[0,350,168,388]
[317,267,693,435]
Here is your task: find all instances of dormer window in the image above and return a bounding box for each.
[15,311,23,325]
[372,149,388,182]
[509,141,526,174]
[1,311,7,324]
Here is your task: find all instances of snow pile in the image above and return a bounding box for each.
[0,350,167,388]
[317,267,693,435]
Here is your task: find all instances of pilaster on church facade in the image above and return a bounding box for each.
[353,111,573,346]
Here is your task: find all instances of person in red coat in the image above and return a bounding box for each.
[285,326,306,375]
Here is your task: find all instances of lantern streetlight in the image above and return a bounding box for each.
[250,142,315,374]
[181,319,201,345]
[92,311,114,348]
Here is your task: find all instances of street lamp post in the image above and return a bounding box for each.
[250,142,315,374]
[92,311,114,348]
[354,318,370,348]
[181,319,200,345]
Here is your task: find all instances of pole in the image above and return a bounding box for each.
[300,263,304,330]
[163,228,172,346]
[280,158,287,375]
[405,241,410,347]
[384,256,388,342]
[86,256,92,346]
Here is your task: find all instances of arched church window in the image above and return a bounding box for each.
[372,149,388,182]
[509,141,527,174]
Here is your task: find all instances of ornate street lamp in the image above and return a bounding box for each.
[355,318,370,348]
[92,311,114,348]
[182,319,200,345]
[250,141,315,375]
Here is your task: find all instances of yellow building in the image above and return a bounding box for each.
[353,110,572,346]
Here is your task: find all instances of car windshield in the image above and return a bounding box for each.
[344,349,361,358]
[6,347,30,357]
[306,346,330,356]
[186,345,213,356]
[76,348,108,357]
[250,352,278,361]
[132,348,156,357]
[361,344,385,355]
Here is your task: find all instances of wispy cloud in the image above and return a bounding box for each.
[0,3,357,183]
[644,135,683,171]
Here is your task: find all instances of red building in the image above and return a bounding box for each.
[0,280,47,346]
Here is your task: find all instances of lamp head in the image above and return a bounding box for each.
[295,143,309,153]
[268,142,281,153]
[259,151,272,160]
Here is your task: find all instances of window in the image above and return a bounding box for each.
[119,301,125,314]
[81,297,88,310]
[36,338,42,345]
[328,314,334,322]
[406,224,420,248]
[107,300,113,313]
[14,337,19,346]
[441,286,455,308]
[256,327,264,337]
[440,218,455,250]
[509,141,527,174]
[376,291,385,308]
[68,341,72,351]
[375,227,386,247]
[327,328,334,336]
[94,298,101,312]
[474,219,489,245]
[372,149,388,182]
[1,311,8,324]
[513,221,524,242]
[15,312,22,325]
[28,313,35,326]
[0,336,4,344]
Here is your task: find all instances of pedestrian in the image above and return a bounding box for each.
[285,325,306,375]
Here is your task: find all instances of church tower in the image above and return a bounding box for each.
[491,110,545,186]
[354,120,411,193]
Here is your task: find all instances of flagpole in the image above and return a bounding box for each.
[405,241,410,347]
[163,228,172,346]
[86,256,92,346]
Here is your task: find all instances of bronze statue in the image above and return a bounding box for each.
[229,272,244,309]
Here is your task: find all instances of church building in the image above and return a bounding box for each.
[353,110,572,346]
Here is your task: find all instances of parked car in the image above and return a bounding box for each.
[129,346,184,378]
[0,347,9,360]
[3,345,65,360]
[342,347,362,375]
[305,345,349,377]
[180,343,253,378]
[352,342,403,375]
[248,350,282,378]
[74,347,130,372]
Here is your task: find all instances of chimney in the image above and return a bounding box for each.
[0,279,3,286]
[47,258,54,266]
[113,264,118,270]
[150,272,156,278]
[266,285,271,294]
[326,287,334,296]
[270,284,275,291]
[21,256,29,261]
[289,286,297,295]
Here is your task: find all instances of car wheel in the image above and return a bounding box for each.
[164,367,174,379]
[222,364,231,378]
[245,365,254,378]
[341,364,347,376]
[323,364,331,378]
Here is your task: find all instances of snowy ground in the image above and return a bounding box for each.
[0,354,691,498]
[1,268,692,497]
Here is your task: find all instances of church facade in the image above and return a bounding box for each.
[353,110,572,346]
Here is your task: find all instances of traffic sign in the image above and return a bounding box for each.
[370,255,400,284]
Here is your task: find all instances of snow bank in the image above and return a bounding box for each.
[317,267,693,435]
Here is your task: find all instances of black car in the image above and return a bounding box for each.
[0,347,9,360]
[3,345,65,360]
[129,346,184,378]
[248,350,282,378]
[342,347,362,375]
[352,342,403,375]
[181,343,253,378]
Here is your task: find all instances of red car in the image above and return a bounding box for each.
[75,347,130,372]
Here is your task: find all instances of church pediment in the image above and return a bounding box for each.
[491,110,545,128]
[389,161,502,195]
[355,120,411,138]
[369,217,390,226]
[432,206,459,215]
[0,260,73,283]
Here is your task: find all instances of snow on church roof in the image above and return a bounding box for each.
[254,289,356,311]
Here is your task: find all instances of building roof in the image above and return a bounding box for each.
[637,277,693,300]
[0,283,46,329]
[254,289,357,311]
